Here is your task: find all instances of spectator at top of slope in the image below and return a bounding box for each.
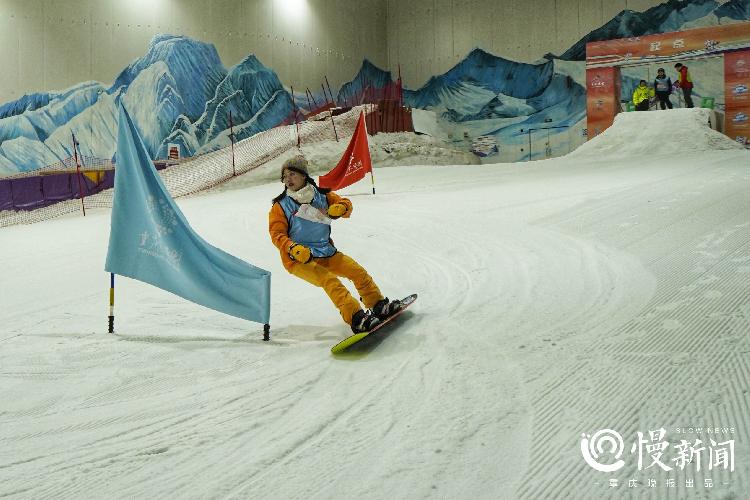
[674,63,694,108]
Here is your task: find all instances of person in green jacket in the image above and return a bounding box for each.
[633,80,655,111]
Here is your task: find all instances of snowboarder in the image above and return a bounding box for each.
[674,63,694,108]
[653,68,673,110]
[268,155,402,333]
[632,80,654,111]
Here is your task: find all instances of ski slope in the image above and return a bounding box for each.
[1,109,749,499]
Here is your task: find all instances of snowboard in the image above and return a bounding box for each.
[330,294,418,354]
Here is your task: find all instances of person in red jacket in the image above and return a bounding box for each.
[674,63,694,108]
[268,155,402,334]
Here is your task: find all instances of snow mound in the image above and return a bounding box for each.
[368,132,479,167]
[211,132,478,192]
[570,108,744,158]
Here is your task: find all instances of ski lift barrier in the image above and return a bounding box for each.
[525,124,572,161]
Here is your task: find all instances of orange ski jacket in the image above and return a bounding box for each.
[269,190,353,271]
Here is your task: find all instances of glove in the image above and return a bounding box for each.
[327,203,348,219]
[289,243,312,264]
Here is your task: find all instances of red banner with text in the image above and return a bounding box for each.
[586,67,621,139]
[586,22,750,68]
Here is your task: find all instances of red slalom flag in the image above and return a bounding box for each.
[319,111,373,191]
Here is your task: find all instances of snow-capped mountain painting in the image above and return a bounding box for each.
[336,60,396,106]
[190,55,294,153]
[0,35,293,175]
[1,0,749,175]
[399,49,587,162]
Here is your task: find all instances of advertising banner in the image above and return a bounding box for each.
[586,21,750,68]
[724,49,750,146]
[586,67,621,138]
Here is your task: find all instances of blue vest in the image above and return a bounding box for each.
[655,76,671,93]
[279,189,337,258]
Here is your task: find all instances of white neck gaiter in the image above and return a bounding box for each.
[287,183,315,204]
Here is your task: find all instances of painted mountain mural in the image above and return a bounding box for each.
[336,59,396,106]
[394,51,588,162]
[0,35,293,175]
[190,55,294,153]
[1,0,750,174]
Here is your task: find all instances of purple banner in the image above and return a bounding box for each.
[0,171,115,212]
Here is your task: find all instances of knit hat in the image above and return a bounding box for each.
[281,155,309,178]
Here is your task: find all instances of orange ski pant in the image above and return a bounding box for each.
[289,252,383,325]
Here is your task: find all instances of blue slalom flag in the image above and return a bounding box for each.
[105,102,271,325]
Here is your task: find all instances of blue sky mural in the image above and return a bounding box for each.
[0,0,749,174]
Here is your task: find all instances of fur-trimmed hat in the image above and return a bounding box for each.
[281,155,309,177]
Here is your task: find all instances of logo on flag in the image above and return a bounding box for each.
[590,76,606,88]
[318,111,373,191]
[105,103,271,325]
[345,158,364,176]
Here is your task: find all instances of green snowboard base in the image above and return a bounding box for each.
[330,294,417,354]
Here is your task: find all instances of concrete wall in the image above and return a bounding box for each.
[386,0,667,88]
[0,0,387,104]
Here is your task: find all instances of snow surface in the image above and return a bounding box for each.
[1,109,750,499]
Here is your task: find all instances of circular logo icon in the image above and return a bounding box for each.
[580,429,626,472]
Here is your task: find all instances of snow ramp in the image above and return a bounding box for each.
[570,108,744,159]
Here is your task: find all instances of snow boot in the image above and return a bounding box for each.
[371,297,403,320]
[351,309,380,334]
